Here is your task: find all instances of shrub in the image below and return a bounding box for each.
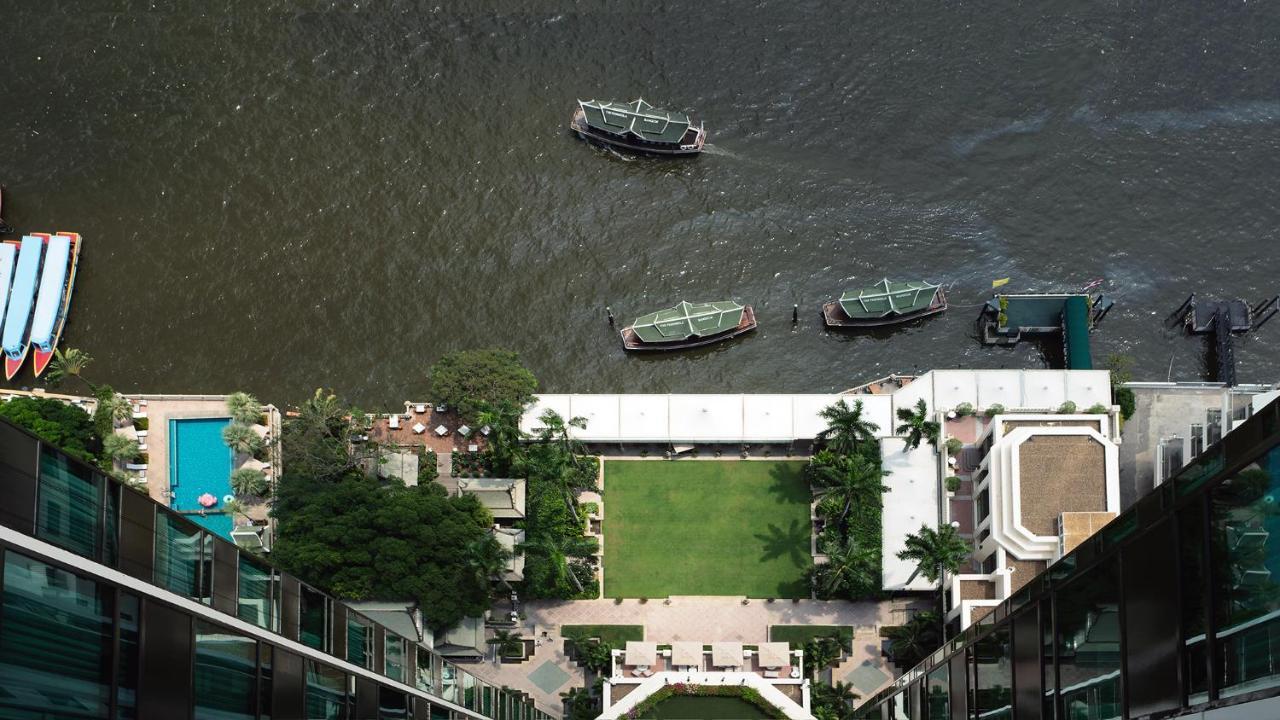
[1058,401,1078,414]
[954,402,975,417]
[1086,403,1109,415]
[945,476,962,493]
[579,502,599,516]
[226,392,264,426]
[984,404,1006,418]
[418,449,438,484]
[222,422,264,455]
[944,437,964,454]
[134,416,149,432]
[1114,386,1136,421]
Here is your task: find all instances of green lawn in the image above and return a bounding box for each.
[560,625,645,644]
[769,625,854,652]
[603,460,812,598]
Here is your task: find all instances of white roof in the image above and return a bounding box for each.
[880,437,941,592]
[712,642,743,667]
[757,642,791,668]
[518,371,1113,444]
[671,641,703,667]
[624,641,657,666]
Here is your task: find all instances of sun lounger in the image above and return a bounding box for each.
[125,463,148,471]
[135,430,148,438]
[415,404,427,413]
[389,415,401,429]
[763,670,779,678]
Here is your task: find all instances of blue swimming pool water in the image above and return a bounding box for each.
[169,417,235,539]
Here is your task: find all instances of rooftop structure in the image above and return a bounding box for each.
[491,526,526,582]
[603,641,812,719]
[1118,381,1279,506]
[947,414,1121,629]
[1169,292,1278,385]
[456,477,526,521]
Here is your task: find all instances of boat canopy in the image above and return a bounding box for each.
[0,244,16,337]
[579,99,693,144]
[2,236,44,356]
[30,234,71,350]
[838,279,940,319]
[631,301,744,342]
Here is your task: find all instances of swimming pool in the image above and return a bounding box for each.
[169,417,235,540]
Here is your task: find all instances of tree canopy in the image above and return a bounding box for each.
[271,472,496,632]
[0,396,100,462]
[427,349,537,422]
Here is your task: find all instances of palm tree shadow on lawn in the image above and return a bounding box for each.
[764,462,811,505]
[753,519,813,598]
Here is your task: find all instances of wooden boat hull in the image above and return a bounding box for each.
[622,306,756,351]
[4,347,28,380]
[571,109,705,156]
[822,288,948,328]
[31,232,81,378]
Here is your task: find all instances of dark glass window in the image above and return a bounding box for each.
[379,685,409,720]
[416,646,438,693]
[104,482,120,567]
[36,447,101,559]
[154,512,204,598]
[299,584,328,651]
[462,671,478,710]
[430,702,451,720]
[385,633,405,683]
[238,552,275,629]
[195,619,257,720]
[306,660,347,720]
[1054,557,1121,720]
[974,624,1012,718]
[1210,449,1280,698]
[440,662,458,704]
[926,662,949,719]
[117,592,140,719]
[1180,499,1210,704]
[0,551,113,718]
[260,643,273,720]
[348,613,373,668]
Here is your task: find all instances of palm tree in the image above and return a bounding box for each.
[475,400,524,474]
[883,611,942,670]
[102,433,140,462]
[223,498,253,523]
[812,680,860,719]
[98,392,134,428]
[895,399,940,451]
[487,629,525,660]
[812,535,879,600]
[522,533,598,595]
[811,454,890,527]
[816,399,879,455]
[802,636,844,679]
[465,535,514,589]
[537,409,588,465]
[226,392,263,426]
[44,348,94,390]
[222,422,265,456]
[230,467,270,498]
[897,524,970,584]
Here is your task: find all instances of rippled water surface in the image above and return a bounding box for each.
[3,1,1279,404]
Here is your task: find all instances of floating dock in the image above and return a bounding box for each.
[1170,293,1277,386]
[976,293,1114,370]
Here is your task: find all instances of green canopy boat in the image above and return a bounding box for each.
[621,300,756,350]
[571,99,706,155]
[822,279,947,328]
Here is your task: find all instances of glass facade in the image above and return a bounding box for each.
[195,619,258,720]
[0,417,551,720]
[855,398,1280,720]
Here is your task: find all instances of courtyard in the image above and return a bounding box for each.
[603,460,813,598]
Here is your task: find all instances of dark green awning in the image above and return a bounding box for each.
[838,279,940,319]
[579,99,692,144]
[631,301,744,342]
[1063,295,1093,369]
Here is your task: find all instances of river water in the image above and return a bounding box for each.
[3,1,1279,405]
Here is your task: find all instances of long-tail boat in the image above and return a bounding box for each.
[3,234,47,379]
[30,232,82,378]
[822,279,947,328]
[621,301,756,351]
[571,99,706,155]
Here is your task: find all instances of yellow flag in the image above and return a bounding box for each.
[992,277,1010,288]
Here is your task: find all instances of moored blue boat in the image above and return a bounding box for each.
[0,242,17,338]
[30,232,80,378]
[3,234,46,379]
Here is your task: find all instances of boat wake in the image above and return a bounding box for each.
[700,143,739,159]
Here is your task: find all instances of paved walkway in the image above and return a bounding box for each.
[462,597,923,717]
